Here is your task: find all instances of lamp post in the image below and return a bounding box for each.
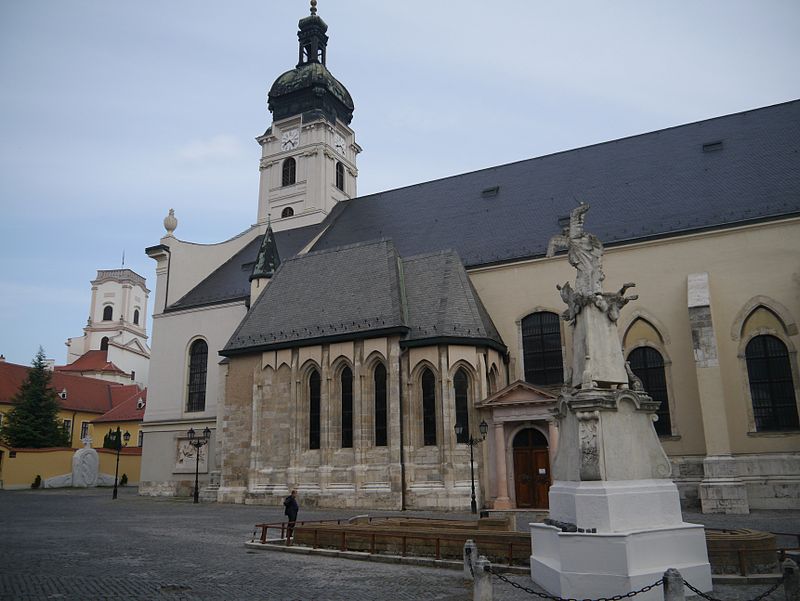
[112,426,131,500]
[454,419,489,514]
[187,426,211,504]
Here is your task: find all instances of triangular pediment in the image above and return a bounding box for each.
[476,380,558,408]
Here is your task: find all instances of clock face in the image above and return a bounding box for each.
[281,129,300,151]
[333,133,346,155]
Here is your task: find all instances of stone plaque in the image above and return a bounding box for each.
[174,438,208,474]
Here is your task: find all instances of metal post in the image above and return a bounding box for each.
[464,539,478,580]
[663,568,686,601]
[473,555,493,601]
[784,559,799,601]
[193,446,200,503]
[112,432,121,500]
[469,439,477,514]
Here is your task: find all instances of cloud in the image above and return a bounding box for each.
[175,134,247,163]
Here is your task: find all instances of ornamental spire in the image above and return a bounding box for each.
[310,0,317,15]
[250,222,281,281]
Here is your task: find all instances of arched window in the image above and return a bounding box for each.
[745,335,799,431]
[374,363,387,447]
[281,206,294,218]
[335,161,345,191]
[309,369,321,449]
[102,306,113,321]
[100,337,109,351]
[133,309,140,325]
[341,366,353,448]
[454,368,470,443]
[282,157,296,186]
[522,312,563,385]
[186,339,208,412]
[628,347,672,436]
[421,368,437,446]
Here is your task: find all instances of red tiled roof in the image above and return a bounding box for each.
[0,361,126,414]
[93,388,146,423]
[56,350,128,375]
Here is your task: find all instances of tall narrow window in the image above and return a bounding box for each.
[80,421,89,439]
[745,335,799,431]
[309,369,321,449]
[422,368,437,446]
[137,431,144,447]
[102,306,113,321]
[100,337,109,351]
[341,366,353,448]
[186,339,208,412]
[282,157,296,186]
[454,368,470,443]
[335,161,345,191]
[133,309,140,325]
[628,347,672,436]
[522,312,563,385]
[281,206,294,218]
[374,364,387,447]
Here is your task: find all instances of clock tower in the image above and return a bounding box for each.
[256,1,360,230]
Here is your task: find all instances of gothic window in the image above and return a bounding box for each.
[309,369,321,449]
[374,363,388,447]
[335,161,345,191]
[628,347,672,436]
[102,306,113,321]
[282,157,296,186]
[745,335,800,431]
[454,368,470,443]
[522,311,563,385]
[341,366,353,448]
[186,339,208,413]
[133,309,140,325]
[421,368,437,446]
[100,337,109,351]
[281,207,294,218]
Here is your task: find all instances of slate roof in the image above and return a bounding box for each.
[167,223,323,312]
[222,240,505,355]
[310,100,800,267]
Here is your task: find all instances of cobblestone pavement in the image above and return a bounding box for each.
[0,488,797,601]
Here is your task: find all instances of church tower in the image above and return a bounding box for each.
[256,1,360,230]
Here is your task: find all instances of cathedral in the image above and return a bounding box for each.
[140,4,800,513]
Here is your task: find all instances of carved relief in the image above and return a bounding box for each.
[577,410,601,481]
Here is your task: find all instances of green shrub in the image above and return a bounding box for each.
[31,474,42,489]
[120,473,128,486]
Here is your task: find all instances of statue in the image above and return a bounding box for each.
[547,203,604,295]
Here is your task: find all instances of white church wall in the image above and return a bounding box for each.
[107,345,149,386]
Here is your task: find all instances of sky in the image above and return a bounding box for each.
[1,0,799,367]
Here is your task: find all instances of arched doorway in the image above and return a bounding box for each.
[513,428,550,508]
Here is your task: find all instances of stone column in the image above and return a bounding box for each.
[547,420,559,464]
[492,421,511,509]
[687,273,749,514]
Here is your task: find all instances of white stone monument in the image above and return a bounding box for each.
[531,204,712,601]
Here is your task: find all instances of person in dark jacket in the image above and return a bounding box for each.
[283,489,299,544]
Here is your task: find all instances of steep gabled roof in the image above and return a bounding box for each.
[310,100,800,267]
[57,350,128,376]
[93,388,146,423]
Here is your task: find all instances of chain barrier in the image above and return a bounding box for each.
[682,574,786,601]
[484,565,663,601]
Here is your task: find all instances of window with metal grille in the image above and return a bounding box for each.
[745,335,799,431]
[80,421,89,440]
[374,364,387,447]
[186,339,208,413]
[137,430,144,447]
[282,157,296,186]
[341,366,353,448]
[309,370,321,449]
[454,368,470,443]
[335,161,344,191]
[628,347,672,436]
[522,312,563,385]
[422,369,437,446]
[281,207,294,218]
[102,306,113,321]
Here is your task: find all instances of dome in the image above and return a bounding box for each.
[268,62,354,125]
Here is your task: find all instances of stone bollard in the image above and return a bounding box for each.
[784,559,799,601]
[464,539,478,580]
[663,568,685,601]
[473,555,493,601]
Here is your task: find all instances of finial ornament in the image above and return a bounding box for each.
[310,0,317,15]
[163,208,178,236]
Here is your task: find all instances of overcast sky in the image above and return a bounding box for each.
[1,0,799,367]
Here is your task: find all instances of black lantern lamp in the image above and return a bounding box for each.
[187,426,211,504]
[112,427,131,500]
[455,419,489,514]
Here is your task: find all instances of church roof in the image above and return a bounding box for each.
[56,350,128,375]
[221,240,505,355]
[166,223,323,312]
[310,100,800,267]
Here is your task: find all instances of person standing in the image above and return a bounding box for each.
[283,489,299,545]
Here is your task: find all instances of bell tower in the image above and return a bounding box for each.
[256,0,361,231]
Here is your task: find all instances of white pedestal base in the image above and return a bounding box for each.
[531,523,712,601]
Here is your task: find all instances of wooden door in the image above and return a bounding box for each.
[512,428,551,509]
[513,449,535,507]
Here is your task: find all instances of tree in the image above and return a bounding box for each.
[2,348,70,448]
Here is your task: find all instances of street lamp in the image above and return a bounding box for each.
[454,419,489,514]
[187,426,211,504]
[112,426,131,500]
